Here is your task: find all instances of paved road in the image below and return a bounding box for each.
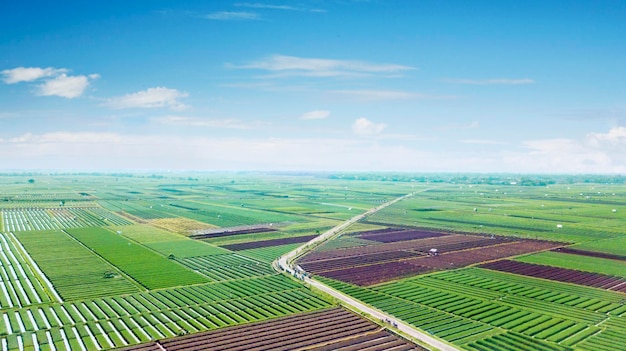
[273,189,462,351]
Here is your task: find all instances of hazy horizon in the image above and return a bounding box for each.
[2,1,625,173]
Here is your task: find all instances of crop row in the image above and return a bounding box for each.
[220,234,317,251]
[0,233,52,308]
[374,280,590,345]
[300,250,423,273]
[66,227,207,290]
[301,234,488,262]
[2,207,131,232]
[237,243,302,263]
[465,331,572,351]
[316,277,496,345]
[447,268,626,308]
[481,260,626,292]
[98,200,172,220]
[409,276,606,324]
[0,275,330,350]
[137,308,425,351]
[14,230,141,301]
[178,254,275,282]
[354,228,449,243]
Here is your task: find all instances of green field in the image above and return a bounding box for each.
[14,230,140,301]
[66,227,208,289]
[2,173,626,351]
[516,251,626,278]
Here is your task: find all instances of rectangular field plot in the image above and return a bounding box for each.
[300,229,561,286]
[316,260,626,351]
[237,243,303,263]
[2,207,132,232]
[0,232,53,308]
[177,254,275,282]
[66,227,208,290]
[14,230,140,301]
[122,308,426,351]
[481,260,626,293]
[0,275,331,350]
[220,234,317,251]
[516,251,626,278]
[146,240,230,259]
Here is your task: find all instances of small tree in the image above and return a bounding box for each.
[28,179,35,184]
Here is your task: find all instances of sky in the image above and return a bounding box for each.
[1,0,625,173]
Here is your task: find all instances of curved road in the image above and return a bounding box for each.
[273,189,462,351]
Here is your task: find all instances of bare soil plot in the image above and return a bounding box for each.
[302,228,563,286]
[481,260,626,293]
[119,308,425,351]
[300,250,424,273]
[300,234,489,263]
[221,234,317,251]
[317,261,433,286]
[406,240,561,268]
[190,226,277,240]
[356,228,449,243]
[552,247,626,262]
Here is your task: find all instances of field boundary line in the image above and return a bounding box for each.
[61,229,147,292]
[273,187,463,351]
[5,231,63,303]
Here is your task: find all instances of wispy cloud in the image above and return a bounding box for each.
[444,78,535,85]
[300,110,330,120]
[232,55,414,78]
[352,117,386,136]
[203,11,260,20]
[438,121,479,131]
[38,73,99,99]
[1,66,98,98]
[460,139,504,145]
[499,126,626,173]
[105,87,189,110]
[235,2,325,12]
[332,89,454,101]
[587,126,626,146]
[1,67,68,84]
[9,131,122,144]
[154,116,266,129]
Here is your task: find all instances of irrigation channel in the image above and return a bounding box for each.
[273,188,462,351]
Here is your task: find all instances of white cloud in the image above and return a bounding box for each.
[154,116,265,129]
[1,66,98,98]
[587,126,626,145]
[233,55,414,78]
[352,117,386,136]
[235,3,325,12]
[37,73,98,98]
[1,67,67,84]
[300,110,330,120]
[105,87,189,110]
[445,78,535,85]
[4,127,626,173]
[9,132,122,144]
[498,127,626,173]
[460,139,504,145]
[439,121,480,131]
[0,131,428,171]
[332,89,454,101]
[204,11,259,20]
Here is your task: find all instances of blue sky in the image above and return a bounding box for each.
[1,0,625,172]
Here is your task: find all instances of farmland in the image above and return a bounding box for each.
[120,308,426,351]
[0,173,625,350]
